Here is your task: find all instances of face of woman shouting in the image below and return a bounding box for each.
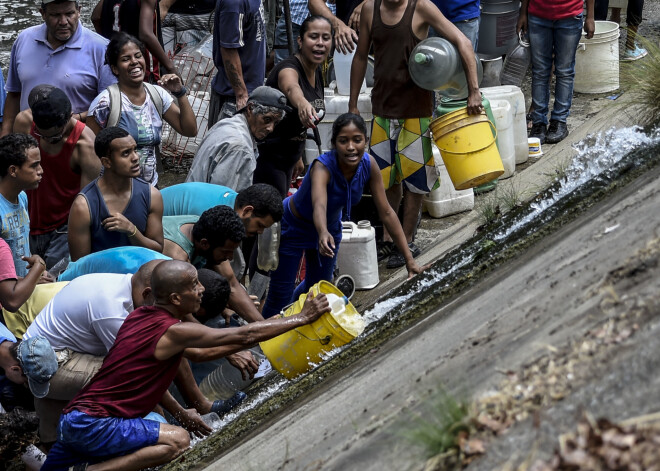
[334,122,367,172]
[297,18,333,66]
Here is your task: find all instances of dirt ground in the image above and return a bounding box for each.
[154,5,660,471]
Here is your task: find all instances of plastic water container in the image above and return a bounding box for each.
[574,21,620,94]
[478,0,520,57]
[199,348,266,401]
[481,85,528,164]
[409,37,483,99]
[500,32,531,88]
[257,222,280,271]
[489,99,516,178]
[304,87,373,164]
[336,220,379,289]
[333,48,366,96]
[423,146,474,218]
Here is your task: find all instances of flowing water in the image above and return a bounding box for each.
[184,125,660,447]
[0,0,95,70]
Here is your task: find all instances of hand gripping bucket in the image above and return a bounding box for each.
[260,280,364,379]
[430,108,504,190]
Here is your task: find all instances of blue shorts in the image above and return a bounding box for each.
[41,410,161,470]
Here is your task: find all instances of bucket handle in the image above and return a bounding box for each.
[278,301,333,345]
[435,119,498,155]
[293,328,332,345]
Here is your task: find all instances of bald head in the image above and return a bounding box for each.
[131,259,166,307]
[151,260,198,305]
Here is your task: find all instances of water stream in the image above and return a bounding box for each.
[183,125,660,453]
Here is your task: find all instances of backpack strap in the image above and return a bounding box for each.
[106,83,122,128]
[106,82,164,129]
[144,82,164,118]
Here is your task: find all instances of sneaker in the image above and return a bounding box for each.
[529,122,547,144]
[386,242,421,269]
[622,44,648,61]
[377,240,395,262]
[545,120,568,144]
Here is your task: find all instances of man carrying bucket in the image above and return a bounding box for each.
[348,0,481,269]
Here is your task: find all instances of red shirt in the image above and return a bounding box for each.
[64,306,182,418]
[27,120,86,234]
[528,0,584,20]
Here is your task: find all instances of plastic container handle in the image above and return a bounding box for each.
[434,119,498,154]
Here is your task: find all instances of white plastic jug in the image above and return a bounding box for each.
[489,99,516,178]
[336,220,379,289]
[199,348,268,401]
[333,48,366,96]
[325,293,349,315]
[481,85,528,164]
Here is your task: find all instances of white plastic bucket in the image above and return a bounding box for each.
[574,21,620,94]
[333,49,366,96]
[423,146,474,218]
[481,85,528,164]
[336,220,379,289]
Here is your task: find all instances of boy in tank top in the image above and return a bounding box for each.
[67,126,164,261]
[349,0,481,268]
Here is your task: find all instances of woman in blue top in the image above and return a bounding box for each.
[262,113,427,318]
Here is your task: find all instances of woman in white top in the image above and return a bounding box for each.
[88,32,197,186]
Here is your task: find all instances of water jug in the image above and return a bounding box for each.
[336,220,379,289]
[199,348,267,401]
[499,32,531,88]
[257,222,280,272]
[408,37,483,99]
[333,47,366,96]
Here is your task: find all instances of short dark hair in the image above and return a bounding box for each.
[0,134,39,177]
[41,1,80,10]
[30,86,71,129]
[331,113,368,148]
[105,32,146,72]
[299,15,333,39]
[193,205,245,249]
[95,127,130,158]
[235,184,283,221]
[198,268,231,316]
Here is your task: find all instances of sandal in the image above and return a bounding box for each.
[377,241,394,262]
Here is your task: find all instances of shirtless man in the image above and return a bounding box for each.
[13,85,101,269]
[67,126,164,261]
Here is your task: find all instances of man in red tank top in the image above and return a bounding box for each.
[349,0,481,269]
[41,260,330,470]
[14,85,102,271]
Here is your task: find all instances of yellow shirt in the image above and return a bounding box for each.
[3,281,69,338]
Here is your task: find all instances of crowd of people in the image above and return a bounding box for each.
[0,0,647,468]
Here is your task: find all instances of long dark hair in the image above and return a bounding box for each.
[299,15,333,39]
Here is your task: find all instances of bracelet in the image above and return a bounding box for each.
[128,225,138,238]
[172,86,188,98]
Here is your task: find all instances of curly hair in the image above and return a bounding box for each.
[0,134,39,177]
[235,184,283,222]
[197,268,231,316]
[94,127,130,158]
[193,205,245,249]
[105,32,146,73]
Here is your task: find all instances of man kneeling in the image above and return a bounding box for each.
[41,260,328,470]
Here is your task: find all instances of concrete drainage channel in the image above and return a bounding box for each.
[160,106,660,469]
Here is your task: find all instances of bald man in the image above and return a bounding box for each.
[42,260,329,471]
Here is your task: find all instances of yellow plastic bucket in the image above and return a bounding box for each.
[430,107,504,190]
[260,281,363,379]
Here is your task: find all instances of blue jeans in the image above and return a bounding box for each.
[528,13,584,125]
[274,18,302,64]
[430,17,480,52]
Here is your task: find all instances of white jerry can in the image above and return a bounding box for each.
[336,220,379,290]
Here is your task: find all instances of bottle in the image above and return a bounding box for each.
[499,32,531,88]
[408,37,483,99]
[257,222,280,272]
[199,348,266,401]
[333,46,367,96]
[325,293,349,316]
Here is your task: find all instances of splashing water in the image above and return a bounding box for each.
[496,126,660,240]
